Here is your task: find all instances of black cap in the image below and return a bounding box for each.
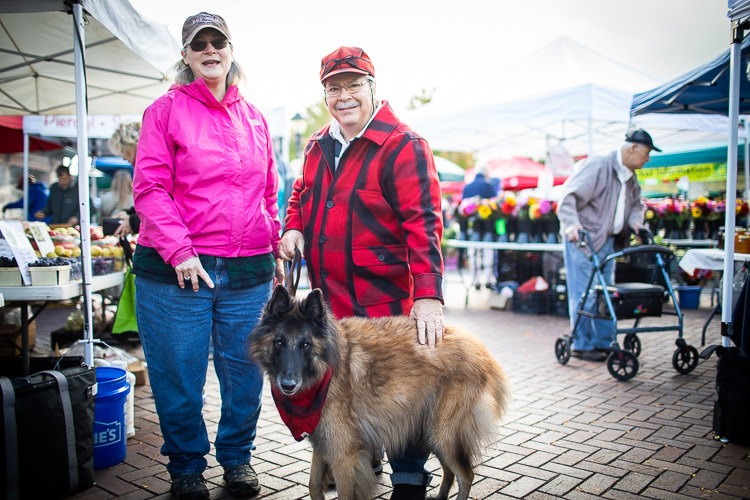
[625,129,661,152]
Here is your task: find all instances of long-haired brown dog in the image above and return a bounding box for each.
[250,286,510,500]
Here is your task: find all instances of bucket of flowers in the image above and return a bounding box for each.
[676,267,713,309]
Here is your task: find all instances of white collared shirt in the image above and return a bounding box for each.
[612,148,634,235]
[328,100,383,169]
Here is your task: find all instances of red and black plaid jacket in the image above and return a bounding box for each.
[284,102,444,319]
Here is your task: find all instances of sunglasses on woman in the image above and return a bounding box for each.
[186,38,229,52]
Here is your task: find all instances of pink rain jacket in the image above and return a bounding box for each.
[134,79,280,267]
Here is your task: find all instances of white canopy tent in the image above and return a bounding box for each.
[405,37,728,160]
[0,0,180,370]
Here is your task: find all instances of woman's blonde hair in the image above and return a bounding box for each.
[108,121,141,161]
[110,170,133,210]
[173,57,246,88]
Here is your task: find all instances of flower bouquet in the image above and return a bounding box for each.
[678,267,713,287]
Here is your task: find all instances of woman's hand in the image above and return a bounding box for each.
[114,218,133,238]
[174,256,214,292]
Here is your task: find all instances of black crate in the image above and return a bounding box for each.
[547,289,569,317]
[512,290,548,315]
[596,283,665,319]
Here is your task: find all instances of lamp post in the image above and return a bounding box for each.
[290,113,306,160]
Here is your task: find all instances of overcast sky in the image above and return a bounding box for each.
[130,0,730,117]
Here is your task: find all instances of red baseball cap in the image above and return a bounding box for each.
[319,46,375,82]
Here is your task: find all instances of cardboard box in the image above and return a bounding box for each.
[0,320,35,357]
[128,360,148,386]
[29,265,71,286]
[0,267,23,286]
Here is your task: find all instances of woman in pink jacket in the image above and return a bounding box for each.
[132,12,283,500]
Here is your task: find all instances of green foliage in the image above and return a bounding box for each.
[434,151,475,170]
[408,87,435,110]
[289,97,330,160]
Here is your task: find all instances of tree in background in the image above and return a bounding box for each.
[408,87,435,110]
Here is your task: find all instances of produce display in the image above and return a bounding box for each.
[3,223,131,282]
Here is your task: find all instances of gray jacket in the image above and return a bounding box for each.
[556,151,643,255]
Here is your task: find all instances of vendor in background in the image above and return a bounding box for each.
[132,12,283,500]
[34,165,83,225]
[108,121,141,237]
[4,174,49,222]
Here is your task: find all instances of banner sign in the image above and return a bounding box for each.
[636,163,727,184]
[23,114,141,139]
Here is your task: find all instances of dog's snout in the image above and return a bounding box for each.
[280,379,297,392]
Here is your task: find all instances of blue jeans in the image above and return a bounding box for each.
[390,444,431,487]
[135,259,271,476]
[564,237,615,351]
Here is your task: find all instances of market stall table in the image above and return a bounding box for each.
[444,239,564,308]
[0,271,125,376]
[662,239,718,248]
[678,248,750,345]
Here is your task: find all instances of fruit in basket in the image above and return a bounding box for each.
[112,246,124,258]
[72,247,81,257]
[65,311,84,332]
[54,245,65,256]
[100,247,112,257]
[46,252,57,258]
[91,246,102,257]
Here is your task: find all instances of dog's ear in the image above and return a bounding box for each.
[300,288,327,322]
[267,284,292,317]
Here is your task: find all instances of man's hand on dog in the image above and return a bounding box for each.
[411,298,444,349]
[280,229,305,260]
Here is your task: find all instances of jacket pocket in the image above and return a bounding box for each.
[351,244,411,306]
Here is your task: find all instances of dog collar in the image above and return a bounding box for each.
[271,367,334,441]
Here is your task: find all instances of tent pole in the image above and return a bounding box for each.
[72,2,95,368]
[722,21,744,348]
[22,133,29,220]
[745,127,750,221]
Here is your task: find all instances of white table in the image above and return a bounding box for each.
[678,248,750,274]
[678,249,750,344]
[0,272,125,375]
[444,239,563,308]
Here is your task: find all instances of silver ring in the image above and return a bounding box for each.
[184,275,191,281]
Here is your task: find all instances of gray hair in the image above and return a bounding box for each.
[108,121,141,158]
[173,57,246,88]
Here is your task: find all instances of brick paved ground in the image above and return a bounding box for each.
[45,272,749,499]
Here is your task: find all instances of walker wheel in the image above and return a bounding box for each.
[555,337,571,365]
[606,350,639,381]
[672,345,699,374]
[623,334,642,357]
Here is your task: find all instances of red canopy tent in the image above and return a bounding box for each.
[0,116,63,153]
[472,156,568,191]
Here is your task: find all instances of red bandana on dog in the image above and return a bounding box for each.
[271,368,334,441]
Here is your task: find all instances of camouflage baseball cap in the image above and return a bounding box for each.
[181,12,231,47]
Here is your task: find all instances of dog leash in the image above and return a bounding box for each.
[284,247,302,298]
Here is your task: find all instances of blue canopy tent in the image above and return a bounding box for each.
[631,36,750,116]
[630,1,750,351]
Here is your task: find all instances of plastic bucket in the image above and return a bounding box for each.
[94,366,131,469]
[677,285,702,309]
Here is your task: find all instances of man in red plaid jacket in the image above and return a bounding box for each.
[279,46,444,499]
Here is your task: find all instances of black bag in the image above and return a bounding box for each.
[709,346,750,445]
[1,365,97,500]
[596,283,665,319]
